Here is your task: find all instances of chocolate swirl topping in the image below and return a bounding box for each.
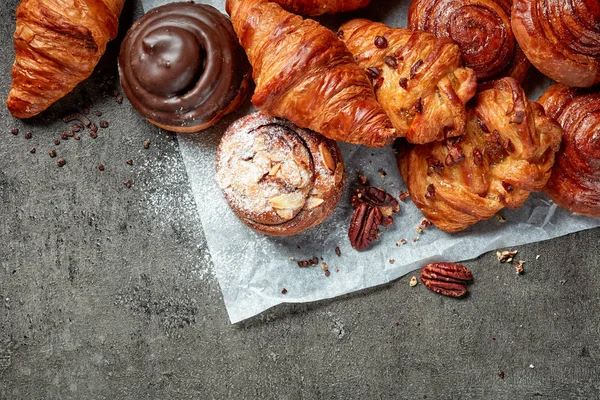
[118,2,250,130]
[408,0,530,84]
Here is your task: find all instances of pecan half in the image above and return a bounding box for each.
[348,186,400,251]
[420,262,473,298]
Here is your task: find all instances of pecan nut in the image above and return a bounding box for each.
[348,186,400,251]
[420,262,473,298]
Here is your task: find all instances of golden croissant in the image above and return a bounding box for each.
[269,0,370,16]
[397,78,562,232]
[339,19,477,144]
[226,0,396,148]
[6,0,126,119]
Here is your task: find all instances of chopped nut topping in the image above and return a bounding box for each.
[496,214,507,223]
[416,226,424,234]
[399,191,410,202]
[298,257,319,268]
[281,288,288,294]
[400,239,407,245]
[389,259,395,264]
[409,276,418,287]
[420,219,433,229]
[358,174,368,185]
[335,247,341,257]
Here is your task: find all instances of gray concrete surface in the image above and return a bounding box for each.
[1,1,599,399]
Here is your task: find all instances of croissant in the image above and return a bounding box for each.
[512,0,600,88]
[338,19,478,144]
[225,0,396,148]
[397,78,562,232]
[408,0,530,85]
[269,0,370,16]
[6,0,126,119]
[216,113,345,236]
[538,85,600,217]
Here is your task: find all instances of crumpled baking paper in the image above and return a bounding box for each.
[142,0,600,323]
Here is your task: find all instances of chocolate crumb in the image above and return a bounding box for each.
[298,257,319,268]
[99,120,109,128]
[384,55,398,69]
[335,247,341,257]
[48,150,57,158]
[73,134,80,140]
[420,219,433,229]
[90,123,98,133]
[11,128,19,135]
[71,124,81,133]
[82,107,89,115]
[116,93,123,104]
[61,132,69,140]
[281,288,288,295]
[123,180,132,188]
[95,111,103,117]
[358,173,368,185]
[374,35,388,49]
[57,159,66,167]
[29,148,36,154]
[98,164,105,171]
[324,270,331,277]
[399,191,410,202]
[126,159,133,166]
[143,140,151,149]
[498,371,505,379]
[378,168,387,177]
[24,132,32,139]
[413,237,419,243]
[89,131,98,139]
[399,77,408,90]
[54,139,61,146]
[389,259,395,264]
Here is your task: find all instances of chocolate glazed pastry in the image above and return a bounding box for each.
[408,0,530,85]
[216,113,346,236]
[118,2,251,132]
[512,0,600,88]
[538,85,600,217]
[397,78,562,232]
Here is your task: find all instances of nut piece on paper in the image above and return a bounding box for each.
[420,262,473,298]
[348,186,399,251]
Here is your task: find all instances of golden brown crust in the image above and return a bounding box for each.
[226,0,396,148]
[512,0,600,88]
[339,19,477,145]
[216,112,346,236]
[408,0,530,85]
[397,78,562,232]
[538,84,600,217]
[6,0,126,118]
[269,0,370,16]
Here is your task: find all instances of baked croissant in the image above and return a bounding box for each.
[408,0,530,85]
[7,0,126,119]
[339,19,478,144]
[538,85,600,217]
[397,78,562,232]
[226,0,396,148]
[512,0,600,88]
[216,113,345,236]
[269,0,370,16]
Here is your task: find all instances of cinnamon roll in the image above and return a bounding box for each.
[538,84,600,217]
[338,19,477,145]
[408,0,530,85]
[397,78,562,232]
[118,2,251,132]
[512,0,600,88]
[216,113,345,236]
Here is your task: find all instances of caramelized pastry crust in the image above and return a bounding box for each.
[7,0,126,118]
[408,0,530,85]
[339,19,477,145]
[226,0,396,148]
[216,113,345,236]
[270,0,370,16]
[397,78,562,232]
[538,85,600,217]
[512,0,600,88]
[119,2,251,132]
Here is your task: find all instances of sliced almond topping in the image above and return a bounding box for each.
[269,192,306,210]
[319,142,335,172]
[275,208,294,220]
[269,162,281,176]
[306,197,325,209]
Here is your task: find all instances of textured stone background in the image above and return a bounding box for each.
[1,1,599,399]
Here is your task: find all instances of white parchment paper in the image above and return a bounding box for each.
[141,0,600,323]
